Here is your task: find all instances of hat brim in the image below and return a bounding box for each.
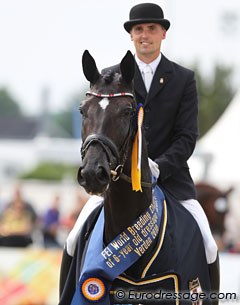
[124,18,170,33]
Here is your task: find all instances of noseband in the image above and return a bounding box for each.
[81,91,135,181]
[81,133,120,167]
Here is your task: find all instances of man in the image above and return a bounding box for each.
[122,2,219,300]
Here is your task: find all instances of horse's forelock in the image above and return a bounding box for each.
[102,71,116,84]
[94,71,131,94]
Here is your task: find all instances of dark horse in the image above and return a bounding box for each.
[59,51,213,305]
[196,182,233,250]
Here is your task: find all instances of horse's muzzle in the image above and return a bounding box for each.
[77,164,110,195]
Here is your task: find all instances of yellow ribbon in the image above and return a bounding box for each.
[131,106,144,192]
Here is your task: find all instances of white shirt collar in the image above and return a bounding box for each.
[135,53,162,75]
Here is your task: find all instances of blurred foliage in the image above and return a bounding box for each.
[1,65,235,180]
[20,162,77,181]
[51,91,86,138]
[51,110,73,136]
[0,68,235,140]
[0,87,22,115]
[194,64,235,137]
[51,66,235,139]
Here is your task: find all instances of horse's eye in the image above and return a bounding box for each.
[122,107,133,117]
[79,106,88,118]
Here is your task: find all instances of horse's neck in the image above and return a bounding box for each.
[104,144,152,244]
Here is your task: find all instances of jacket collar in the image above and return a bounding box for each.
[134,54,174,104]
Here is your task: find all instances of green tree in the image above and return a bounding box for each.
[51,89,86,138]
[0,87,22,115]
[194,64,235,137]
[52,109,73,136]
[20,162,77,181]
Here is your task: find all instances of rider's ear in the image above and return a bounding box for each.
[120,50,135,83]
[162,30,166,39]
[82,50,100,84]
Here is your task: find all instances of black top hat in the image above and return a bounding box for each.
[124,3,170,33]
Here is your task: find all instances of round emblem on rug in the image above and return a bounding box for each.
[81,277,106,302]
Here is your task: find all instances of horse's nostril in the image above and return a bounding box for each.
[78,165,110,185]
[77,167,85,185]
[77,164,110,195]
[97,166,110,181]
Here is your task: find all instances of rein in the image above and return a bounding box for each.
[81,90,152,188]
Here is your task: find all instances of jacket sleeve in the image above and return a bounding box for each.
[155,70,199,181]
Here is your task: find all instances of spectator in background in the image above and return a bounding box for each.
[0,184,37,247]
[0,188,4,214]
[61,190,89,231]
[42,194,61,248]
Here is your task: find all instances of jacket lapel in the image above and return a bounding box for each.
[134,62,147,102]
[145,54,174,105]
[133,54,174,106]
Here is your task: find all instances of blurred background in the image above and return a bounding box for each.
[0,0,240,304]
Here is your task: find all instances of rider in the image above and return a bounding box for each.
[122,2,219,299]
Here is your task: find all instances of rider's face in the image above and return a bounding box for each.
[130,23,166,63]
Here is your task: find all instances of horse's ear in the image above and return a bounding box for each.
[120,50,135,83]
[82,50,100,84]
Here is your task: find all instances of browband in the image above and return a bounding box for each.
[86,91,134,98]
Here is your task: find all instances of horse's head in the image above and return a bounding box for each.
[77,50,136,195]
[196,182,234,237]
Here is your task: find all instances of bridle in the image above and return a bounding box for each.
[81,91,136,182]
[81,90,153,188]
[85,91,134,98]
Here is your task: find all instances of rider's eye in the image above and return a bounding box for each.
[149,25,156,31]
[133,26,142,34]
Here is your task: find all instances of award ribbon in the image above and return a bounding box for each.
[70,186,164,305]
[131,104,144,192]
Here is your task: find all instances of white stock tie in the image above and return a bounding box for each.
[143,64,153,92]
